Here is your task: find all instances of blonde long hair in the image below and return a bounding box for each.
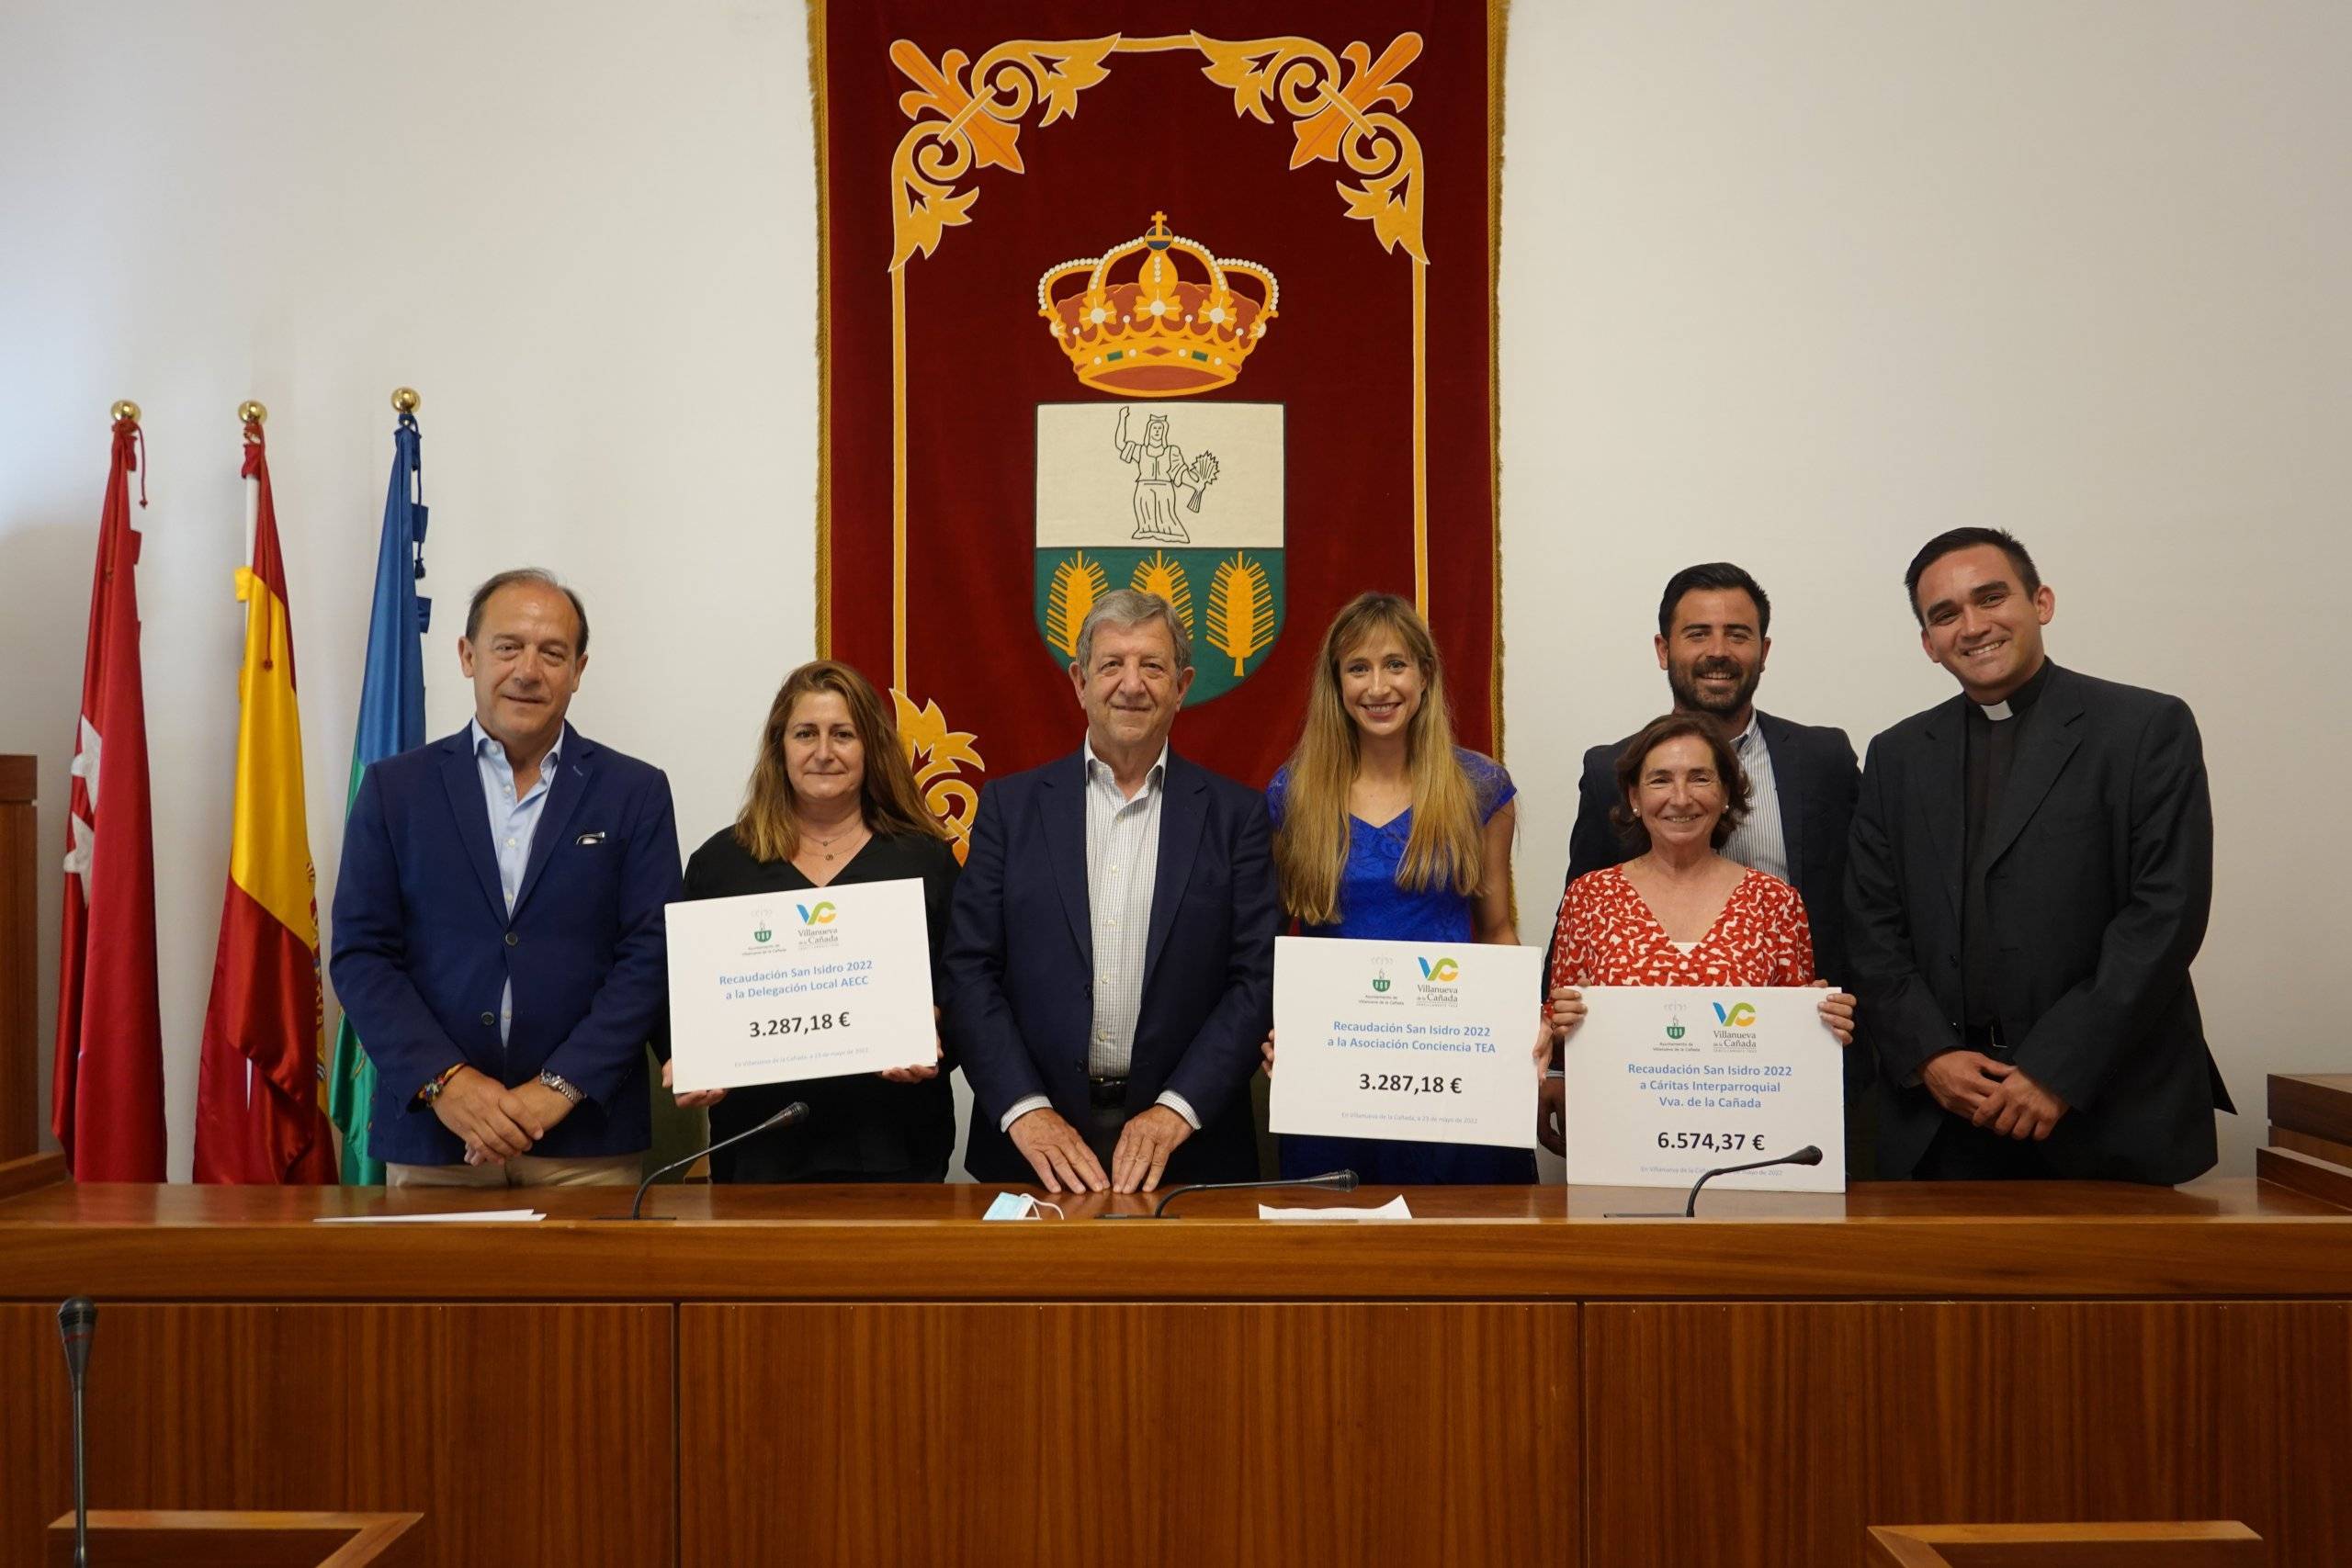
[735,660,946,863]
[1273,593,1485,926]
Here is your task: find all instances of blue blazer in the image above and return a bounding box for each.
[329,726,680,1166]
[944,748,1278,1185]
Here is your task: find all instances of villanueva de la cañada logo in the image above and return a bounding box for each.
[797,901,839,927]
[752,911,775,945]
[1034,213,1284,701]
[1418,956,1460,983]
[1713,1000,1758,1029]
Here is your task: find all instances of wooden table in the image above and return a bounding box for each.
[5,1179,2347,1567]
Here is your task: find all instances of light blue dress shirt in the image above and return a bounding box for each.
[469,717,564,1047]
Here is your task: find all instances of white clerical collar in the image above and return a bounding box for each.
[1976,700,2014,722]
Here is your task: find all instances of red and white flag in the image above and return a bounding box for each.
[51,410,166,1181]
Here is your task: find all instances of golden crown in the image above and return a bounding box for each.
[1037,213,1278,398]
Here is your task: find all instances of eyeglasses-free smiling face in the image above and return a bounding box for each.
[1629,733,1728,850]
[1913,543,2054,704]
[1337,628,1427,742]
[1657,586,1768,723]
[458,582,584,758]
[1071,617,1192,757]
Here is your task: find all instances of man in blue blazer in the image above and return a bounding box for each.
[946,591,1279,1194]
[1542,563,1866,1165]
[331,570,679,1185]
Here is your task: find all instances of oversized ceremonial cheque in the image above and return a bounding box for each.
[1271,936,1543,1148]
[1564,987,1846,1192]
[663,880,935,1092]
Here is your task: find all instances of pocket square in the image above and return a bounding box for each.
[574,830,608,847]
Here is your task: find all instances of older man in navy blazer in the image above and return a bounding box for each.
[946,590,1279,1194]
[331,570,679,1186]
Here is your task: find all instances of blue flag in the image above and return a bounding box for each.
[325,410,428,1183]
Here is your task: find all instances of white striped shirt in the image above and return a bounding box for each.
[1720,719,1790,885]
[997,739,1201,1133]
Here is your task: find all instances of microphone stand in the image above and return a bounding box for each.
[56,1297,96,1568]
[1099,1168,1358,1219]
[601,1101,809,1221]
[1602,1145,1826,1218]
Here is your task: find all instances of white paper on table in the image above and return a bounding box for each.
[1258,1196,1414,1221]
[664,879,936,1090]
[314,1210,546,1224]
[1270,935,1543,1147]
[1564,986,1847,1192]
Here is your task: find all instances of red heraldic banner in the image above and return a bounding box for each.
[52,414,167,1180]
[193,421,336,1183]
[817,2,1503,857]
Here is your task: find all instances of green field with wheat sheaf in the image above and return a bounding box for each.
[1033,544,1285,703]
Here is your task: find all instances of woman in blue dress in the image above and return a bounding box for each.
[1263,592,1533,1184]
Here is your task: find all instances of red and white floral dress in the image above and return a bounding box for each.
[1548,864,1816,990]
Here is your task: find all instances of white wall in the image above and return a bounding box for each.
[3,2,2344,1179]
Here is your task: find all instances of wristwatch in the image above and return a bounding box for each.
[537,1071,584,1107]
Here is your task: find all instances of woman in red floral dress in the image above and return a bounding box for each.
[1544,713,1856,1056]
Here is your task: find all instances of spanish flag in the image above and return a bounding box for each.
[192,415,335,1183]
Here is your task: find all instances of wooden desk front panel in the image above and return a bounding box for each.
[680,1302,1577,1568]
[0,1303,673,1568]
[1585,1302,2352,1568]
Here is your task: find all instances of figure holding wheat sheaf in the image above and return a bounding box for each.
[1114,406,1218,542]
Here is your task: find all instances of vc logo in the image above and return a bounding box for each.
[796,901,839,926]
[1713,1001,1758,1028]
[1418,956,1460,983]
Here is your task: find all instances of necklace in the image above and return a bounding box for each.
[803,820,868,862]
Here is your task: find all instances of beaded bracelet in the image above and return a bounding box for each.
[416,1063,466,1106]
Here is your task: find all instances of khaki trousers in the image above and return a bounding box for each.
[386,1152,643,1189]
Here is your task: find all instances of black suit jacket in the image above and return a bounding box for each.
[1843,663,2231,1184]
[944,748,1279,1186]
[1560,710,1862,986]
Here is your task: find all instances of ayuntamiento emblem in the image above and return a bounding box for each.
[1033,214,1283,703]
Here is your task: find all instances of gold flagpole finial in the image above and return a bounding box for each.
[110,400,141,423]
[390,387,421,413]
[238,400,267,425]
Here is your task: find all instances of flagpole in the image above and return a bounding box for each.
[238,402,266,1117]
[238,401,265,571]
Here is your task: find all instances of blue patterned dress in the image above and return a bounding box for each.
[1267,750,1535,1184]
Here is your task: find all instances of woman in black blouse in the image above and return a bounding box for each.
[672,660,960,1181]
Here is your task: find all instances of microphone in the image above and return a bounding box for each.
[56,1297,96,1568]
[1603,1145,1826,1219]
[1099,1168,1358,1220]
[613,1102,808,1221]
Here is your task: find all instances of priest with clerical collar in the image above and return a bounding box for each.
[1843,527,2232,1184]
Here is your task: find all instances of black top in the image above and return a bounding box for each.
[1962,658,2053,1030]
[682,824,961,1181]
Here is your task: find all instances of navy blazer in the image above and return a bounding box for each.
[329,726,681,1166]
[944,748,1279,1185]
[1844,664,2230,1183]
